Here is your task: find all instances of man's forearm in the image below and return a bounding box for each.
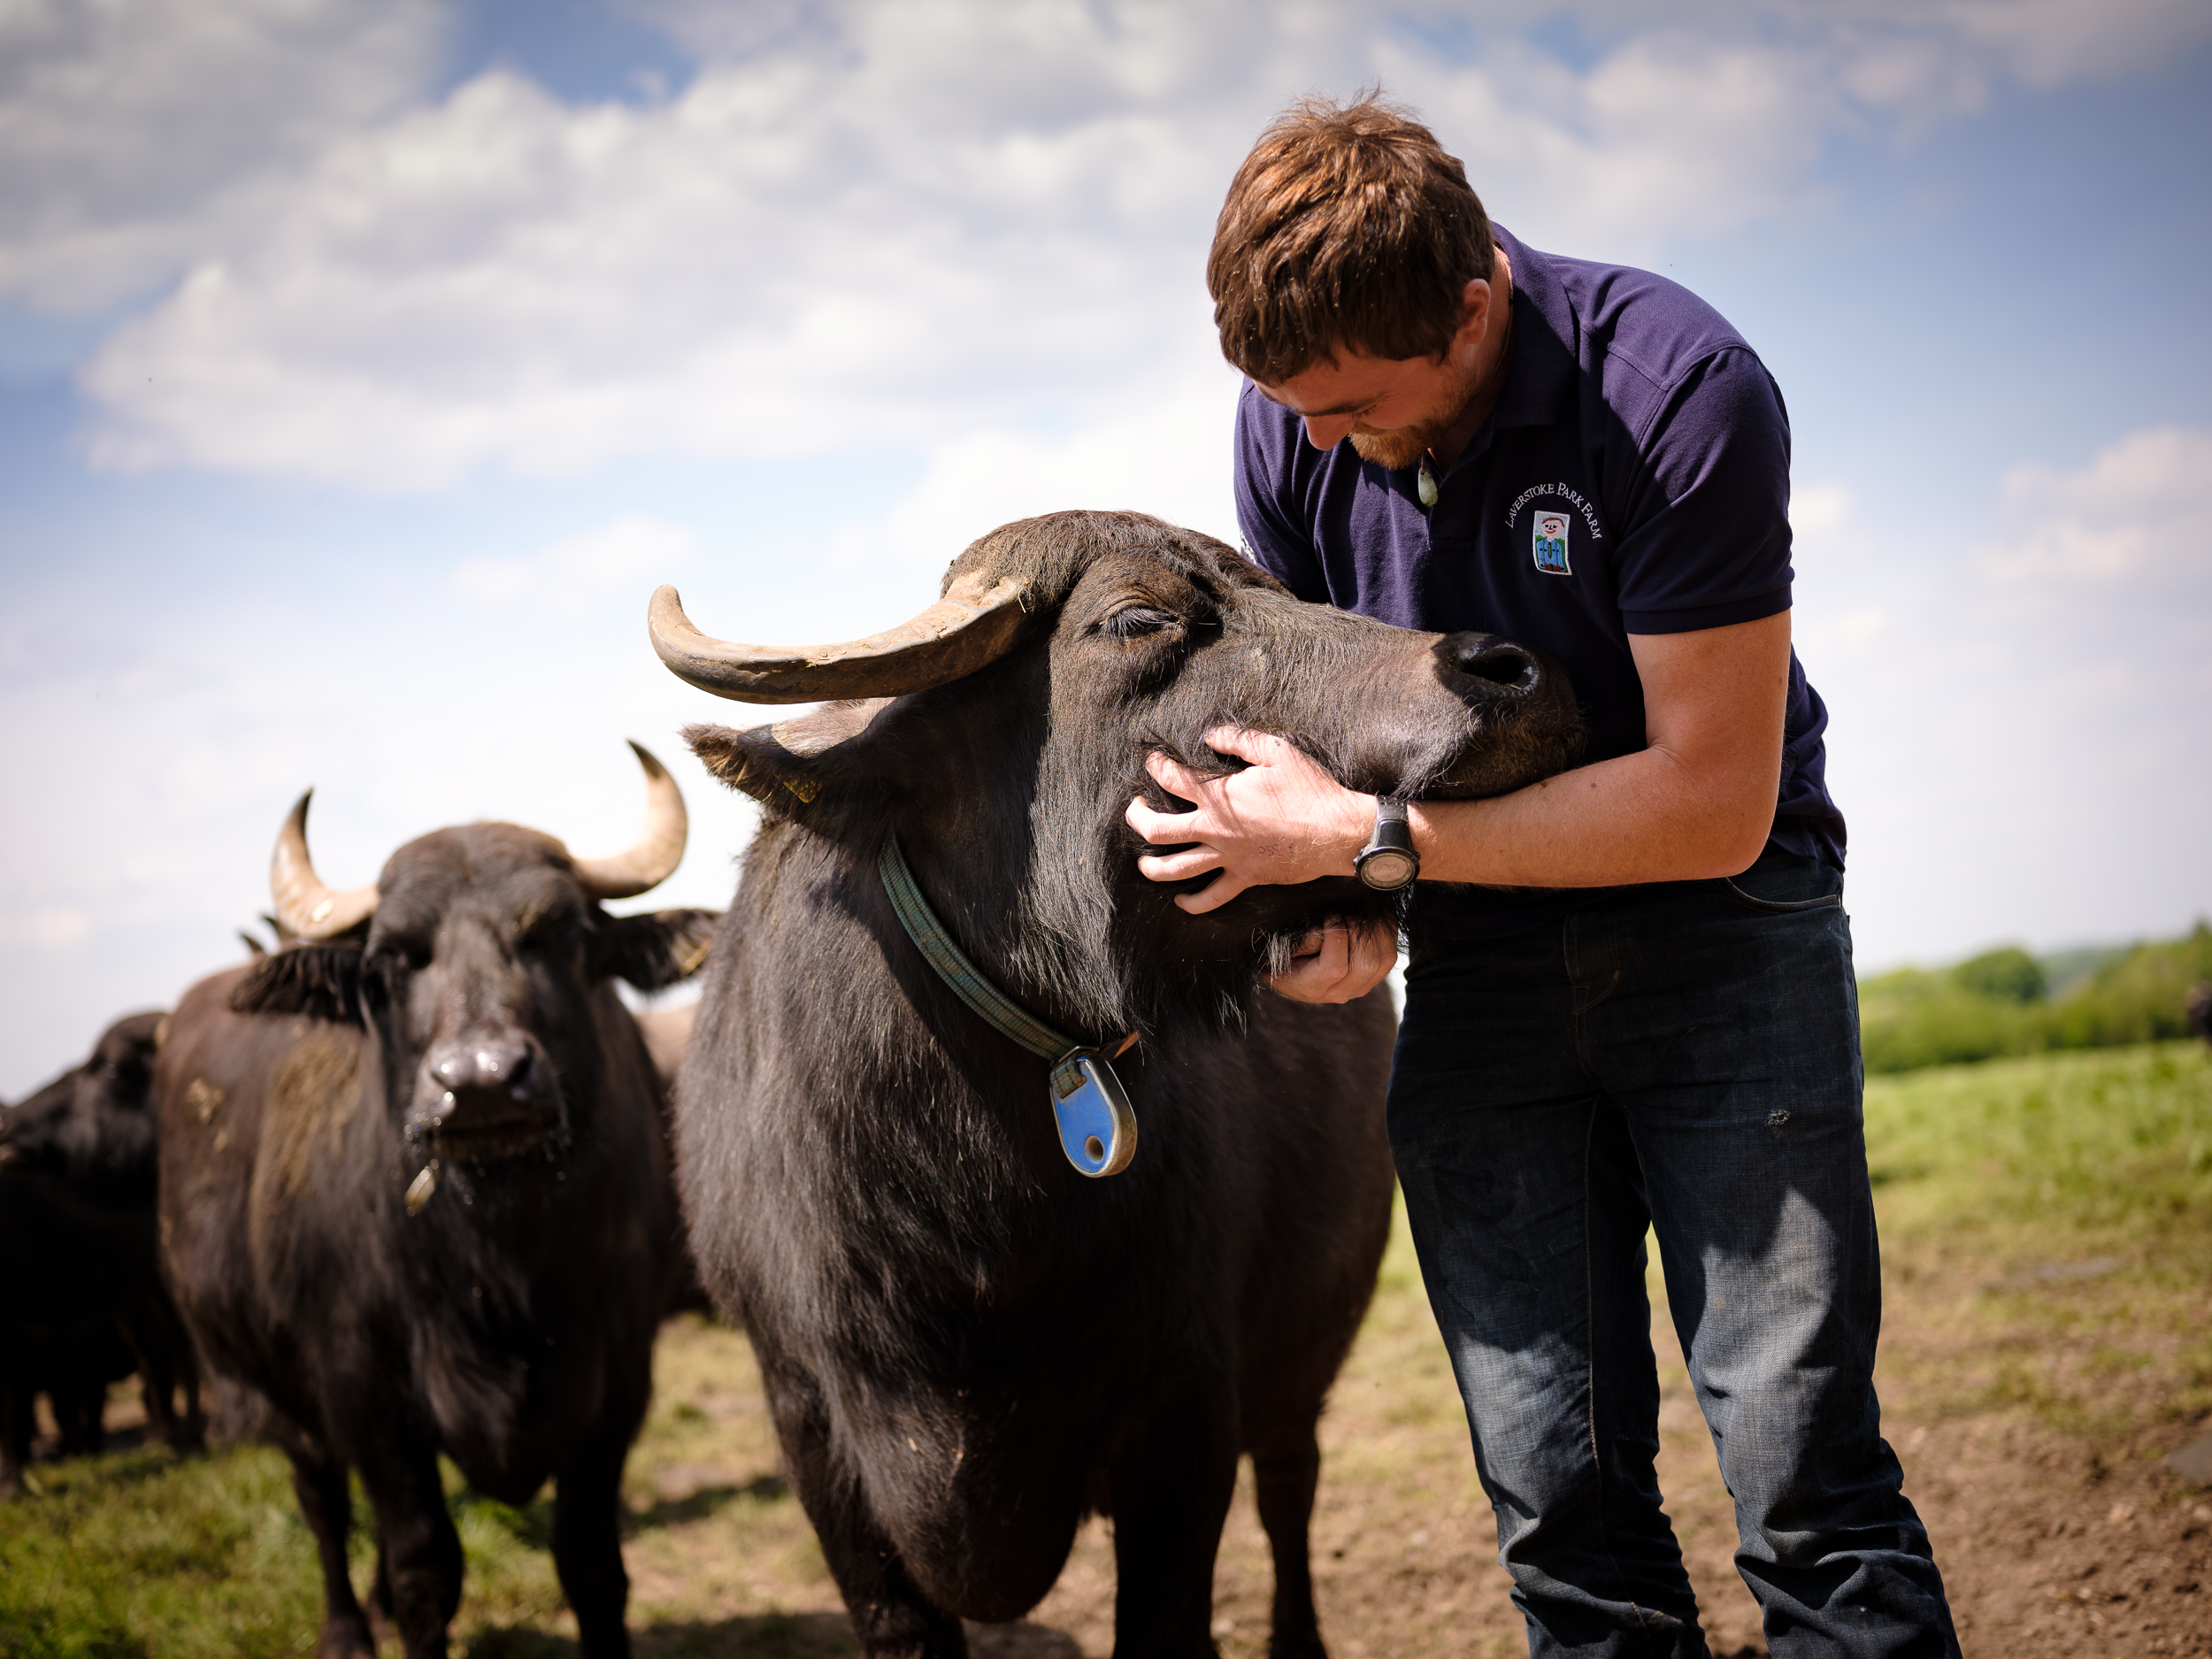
[1408,740,1779,889]
[1126,615,1793,911]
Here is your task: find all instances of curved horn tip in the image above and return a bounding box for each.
[646,572,1033,704]
[572,740,689,902]
[269,786,378,940]
[272,789,313,872]
[647,585,692,639]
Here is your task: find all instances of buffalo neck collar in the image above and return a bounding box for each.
[879,834,1142,1179]
[877,833,1132,1066]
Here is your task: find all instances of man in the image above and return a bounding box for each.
[1125,96,1960,1658]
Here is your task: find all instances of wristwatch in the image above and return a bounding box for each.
[1354,798,1420,891]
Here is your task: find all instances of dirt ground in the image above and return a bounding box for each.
[464,1210,2209,1656]
[1001,1229,2212,1659]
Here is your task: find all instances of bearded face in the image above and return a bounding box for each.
[1346,346,1485,471]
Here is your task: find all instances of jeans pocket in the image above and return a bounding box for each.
[1719,848,1845,914]
[1720,877,1842,915]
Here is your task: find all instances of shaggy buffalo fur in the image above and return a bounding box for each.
[157,821,717,1658]
[672,511,1583,1658]
[1,1011,203,1494]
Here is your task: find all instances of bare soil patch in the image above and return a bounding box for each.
[540,1209,2212,1657]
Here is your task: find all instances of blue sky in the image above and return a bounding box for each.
[3,0,2208,1095]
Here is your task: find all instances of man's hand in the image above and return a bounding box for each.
[1271,923,1398,1004]
[1125,727,1373,915]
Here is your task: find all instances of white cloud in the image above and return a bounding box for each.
[0,566,770,1096]
[1791,480,1855,540]
[1379,32,1837,253]
[1788,426,2212,968]
[0,906,92,949]
[822,362,1247,573]
[0,0,442,311]
[1978,426,2212,587]
[1933,0,2212,85]
[452,512,700,613]
[70,0,2193,492]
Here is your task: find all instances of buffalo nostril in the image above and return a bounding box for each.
[1447,639,1539,694]
[429,1041,531,1094]
[474,1045,528,1087]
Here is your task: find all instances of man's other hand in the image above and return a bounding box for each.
[1271,924,1398,1004]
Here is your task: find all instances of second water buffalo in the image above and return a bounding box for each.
[155,745,715,1658]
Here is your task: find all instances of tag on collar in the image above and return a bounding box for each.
[1048,1051,1137,1178]
[1417,455,1440,510]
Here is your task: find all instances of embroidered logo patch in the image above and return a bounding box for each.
[1532,510,1572,575]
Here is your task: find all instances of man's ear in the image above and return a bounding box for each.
[593,909,720,992]
[685,696,891,812]
[231,942,365,1025]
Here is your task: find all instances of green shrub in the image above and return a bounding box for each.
[1952,945,2046,1003]
[2045,922,2212,1049]
[1861,920,2212,1075]
[1858,966,2043,1074]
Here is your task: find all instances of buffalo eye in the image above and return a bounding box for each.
[1098,605,1180,640]
[365,932,428,979]
[518,906,588,955]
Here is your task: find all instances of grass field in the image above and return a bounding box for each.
[4,1041,2209,1657]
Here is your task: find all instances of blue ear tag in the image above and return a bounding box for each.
[1048,1051,1137,1178]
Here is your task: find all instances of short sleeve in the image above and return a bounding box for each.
[1612,349,1794,634]
[1233,382,1330,603]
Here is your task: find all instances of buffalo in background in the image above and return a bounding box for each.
[156,744,716,1659]
[2,1010,204,1494]
[650,510,1583,1657]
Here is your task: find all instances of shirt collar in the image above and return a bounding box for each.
[1486,226,1578,434]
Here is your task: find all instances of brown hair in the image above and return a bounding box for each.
[1207,93,1494,384]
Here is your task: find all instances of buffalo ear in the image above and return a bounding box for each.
[595,909,720,992]
[231,942,365,1025]
[685,697,890,813]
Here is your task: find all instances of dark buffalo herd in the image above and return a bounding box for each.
[11,511,1582,1659]
[2,1010,204,1493]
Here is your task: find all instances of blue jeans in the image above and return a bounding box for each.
[1388,849,1959,1658]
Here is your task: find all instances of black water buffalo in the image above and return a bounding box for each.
[155,745,716,1658]
[648,510,1582,1657]
[2,1010,204,1493]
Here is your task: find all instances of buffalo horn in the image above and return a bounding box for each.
[270,791,380,941]
[572,741,688,901]
[647,568,1030,704]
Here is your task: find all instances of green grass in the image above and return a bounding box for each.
[1865,1041,2212,1254]
[0,1441,323,1658]
[1857,1040,2212,1440]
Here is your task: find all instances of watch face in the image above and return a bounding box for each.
[1357,849,1418,890]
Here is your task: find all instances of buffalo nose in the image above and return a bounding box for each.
[429,1041,533,1098]
[1439,634,1540,697]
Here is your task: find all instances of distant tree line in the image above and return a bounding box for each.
[1858,921,2212,1074]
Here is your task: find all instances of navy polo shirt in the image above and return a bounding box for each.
[1233,225,1846,941]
